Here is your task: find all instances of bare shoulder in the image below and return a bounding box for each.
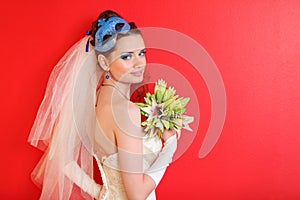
[113,100,143,138]
[116,100,141,121]
[128,101,142,123]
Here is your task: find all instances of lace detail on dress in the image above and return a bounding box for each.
[94,134,162,200]
[94,156,109,200]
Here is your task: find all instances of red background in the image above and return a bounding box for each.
[1,0,300,199]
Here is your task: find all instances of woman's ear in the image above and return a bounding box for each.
[97,54,109,71]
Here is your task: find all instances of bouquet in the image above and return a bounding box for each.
[136,79,194,139]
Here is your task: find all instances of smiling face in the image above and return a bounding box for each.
[102,34,146,84]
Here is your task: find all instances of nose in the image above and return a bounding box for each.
[133,53,146,68]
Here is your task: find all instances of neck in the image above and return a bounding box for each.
[102,78,131,100]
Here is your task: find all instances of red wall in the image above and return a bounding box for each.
[1,0,299,199]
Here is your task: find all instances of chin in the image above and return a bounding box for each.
[128,73,144,84]
[131,77,144,84]
[119,72,144,84]
[119,77,143,84]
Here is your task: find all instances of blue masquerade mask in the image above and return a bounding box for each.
[94,16,131,52]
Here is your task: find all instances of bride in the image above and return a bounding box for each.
[28,10,178,200]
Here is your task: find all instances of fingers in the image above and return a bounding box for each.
[162,129,176,142]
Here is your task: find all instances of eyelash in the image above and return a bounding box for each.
[139,50,146,56]
[120,54,132,60]
[120,50,146,60]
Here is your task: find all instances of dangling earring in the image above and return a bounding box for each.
[105,70,110,79]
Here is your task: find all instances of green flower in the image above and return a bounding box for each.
[136,79,194,138]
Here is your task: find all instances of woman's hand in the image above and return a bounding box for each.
[162,128,176,142]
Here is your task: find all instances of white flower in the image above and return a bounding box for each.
[136,79,194,138]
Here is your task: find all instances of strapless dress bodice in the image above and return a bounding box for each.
[94,134,162,200]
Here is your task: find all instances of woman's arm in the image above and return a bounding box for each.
[114,101,176,200]
[63,161,101,199]
[114,102,155,200]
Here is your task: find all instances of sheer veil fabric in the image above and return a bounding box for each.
[28,36,104,199]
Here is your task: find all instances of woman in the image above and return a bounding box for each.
[29,10,178,200]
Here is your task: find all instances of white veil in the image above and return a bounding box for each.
[28,36,103,199]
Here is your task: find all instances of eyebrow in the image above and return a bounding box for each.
[121,48,146,54]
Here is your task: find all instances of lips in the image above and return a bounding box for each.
[130,70,143,77]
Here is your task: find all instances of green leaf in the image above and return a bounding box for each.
[135,102,147,107]
[161,119,170,129]
[161,95,178,108]
[144,96,152,105]
[171,118,183,127]
[155,79,167,96]
[140,106,152,114]
[180,97,190,108]
[146,92,151,98]
[156,90,163,103]
[156,120,164,132]
[151,94,156,103]
[169,122,174,128]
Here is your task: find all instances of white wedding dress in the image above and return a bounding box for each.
[93,134,163,200]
